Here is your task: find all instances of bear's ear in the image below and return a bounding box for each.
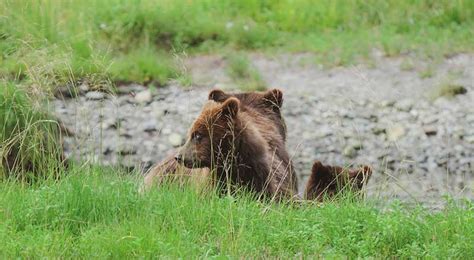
[222,97,240,119]
[310,161,333,184]
[305,161,332,200]
[263,88,283,109]
[208,89,228,102]
[311,161,324,176]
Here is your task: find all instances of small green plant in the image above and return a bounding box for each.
[400,59,415,71]
[419,66,435,79]
[429,82,467,100]
[0,82,65,181]
[108,47,178,85]
[226,53,266,91]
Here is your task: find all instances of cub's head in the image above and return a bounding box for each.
[208,88,286,140]
[305,161,372,201]
[175,98,240,169]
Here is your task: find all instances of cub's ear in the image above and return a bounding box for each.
[305,161,331,200]
[311,161,324,176]
[208,89,228,102]
[222,97,240,119]
[308,161,333,186]
[263,88,283,109]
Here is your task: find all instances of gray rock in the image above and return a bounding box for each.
[386,125,406,141]
[143,121,157,132]
[349,140,363,150]
[372,126,386,135]
[422,115,438,125]
[162,128,172,135]
[395,99,413,112]
[158,144,168,152]
[117,146,137,156]
[102,145,114,155]
[85,91,106,100]
[78,83,89,93]
[465,135,474,144]
[117,84,146,95]
[380,100,395,107]
[102,118,121,130]
[315,126,333,138]
[423,126,437,136]
[343,146,357,158]
[168,133,184,147]
[135,90,152,104]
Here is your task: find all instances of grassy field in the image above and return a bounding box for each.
[1,0,473,87]
[1,1,474,257]
[1,167,473,258]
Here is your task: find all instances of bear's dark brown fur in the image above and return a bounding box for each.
[176,97,297,199]
[142,88,297,195]
[208,88,296,192]
[208,88,286,141]
[304,161,372,201]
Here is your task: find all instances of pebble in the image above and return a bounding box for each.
[395,99,413,112]
[116,84,146,95]
[143,121,157,133]
[117,146,137,156]
[423,126,437,136]
[135,90,152,104]
[168,133,184,147]
[85,91,106,100]
[465,136,474,144]
[386,125,406,141]
[343,146,357,158]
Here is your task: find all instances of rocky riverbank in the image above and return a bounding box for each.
[53,53,474,207]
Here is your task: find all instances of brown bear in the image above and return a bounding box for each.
[142,88,297,195]
[208,88,287,141]
[141,152,210,193]
[208,88,296,192]
[175,97,297,199]
[304,161,372,201]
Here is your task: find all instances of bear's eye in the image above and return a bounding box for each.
[192,133,203,143]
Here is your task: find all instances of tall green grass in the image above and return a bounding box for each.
[0,168,473,258]
[1,0,473,86]
[0,82,65,181]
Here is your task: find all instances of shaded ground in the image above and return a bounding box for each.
[54,52,474,207]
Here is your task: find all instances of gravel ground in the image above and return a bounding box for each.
[53,53,474,207]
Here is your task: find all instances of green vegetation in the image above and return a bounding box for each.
[400,58,415,71]
[226,53,266,91]
[1,0,473,87]
[1,1,474,257]
[1,169,473,258]
[430,82,467,100]
[0,82,65,181]
[420,65,435,79]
